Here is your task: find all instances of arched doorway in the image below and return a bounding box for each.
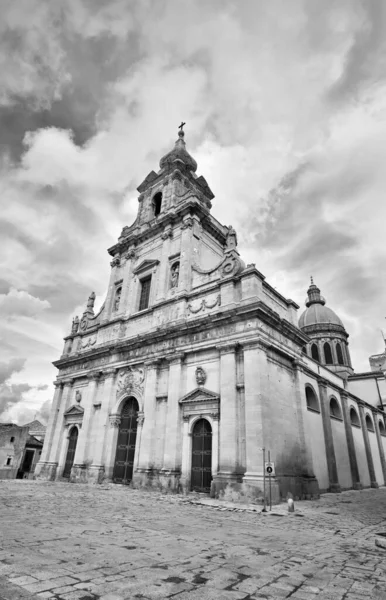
[113,397,139,484]
[191,418,212,493]
[63,427,78,478]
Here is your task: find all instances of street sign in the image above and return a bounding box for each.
[265,462,275,476]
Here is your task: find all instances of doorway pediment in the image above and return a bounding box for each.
[179,387,220,419]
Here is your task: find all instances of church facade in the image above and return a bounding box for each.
[35,128,386,502]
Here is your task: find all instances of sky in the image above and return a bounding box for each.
[1,0,386,425]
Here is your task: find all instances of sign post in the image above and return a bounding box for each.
[262,447,266,512]
[265,453,275,512]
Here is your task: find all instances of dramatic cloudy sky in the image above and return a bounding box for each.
[1,0,386,424]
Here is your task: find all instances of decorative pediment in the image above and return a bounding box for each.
[63,404,84,427]
[179,387,219,405]
[179,387,220,420]
[133,259,160,275]
[64,405,84,417]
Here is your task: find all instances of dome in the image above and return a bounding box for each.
[159,128,197,173]
[299,303,344,329]
[298,278,345,330]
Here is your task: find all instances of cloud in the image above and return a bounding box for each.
[0,357,26,385]
[1,0,386,429]
[0,287,50,319]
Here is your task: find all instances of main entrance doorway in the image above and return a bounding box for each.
[191,418,212,493]
[63,427,78,478]
[113,397,139,484]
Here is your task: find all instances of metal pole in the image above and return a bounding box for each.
[262,447,266,512]
[268,449,272,511]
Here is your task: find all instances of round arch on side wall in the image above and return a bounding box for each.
[305,385,320,412]
[349,407,360,427]
[365,413,375,432]
[379,420,386,436]
[329,396,342,420]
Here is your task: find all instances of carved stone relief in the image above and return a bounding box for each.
[188,294,221,314]
[116,366,145,399]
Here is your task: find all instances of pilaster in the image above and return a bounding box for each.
[133,359,158,481]
[179,216,194,293]
[71,372,101,482]
[373,411,386,486]
[358,405,378,487]
[89,368,119,483]
[242,340,280,502]
[340,391,362,489]
[160,353,185,491]
[157,228,173,301]
[318,379,341,492]
[34,381,64,480]
[213,343,241,494]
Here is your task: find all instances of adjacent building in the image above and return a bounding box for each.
[35,128,386,501]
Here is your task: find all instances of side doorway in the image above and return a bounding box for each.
[63,427,78,478]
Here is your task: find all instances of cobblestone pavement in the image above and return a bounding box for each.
[1,481,386,600]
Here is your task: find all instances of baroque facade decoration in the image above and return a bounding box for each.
[35,127,386,501]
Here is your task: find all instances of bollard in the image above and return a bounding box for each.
[287,498,295,513]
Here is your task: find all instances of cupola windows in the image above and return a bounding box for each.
[311,343,320,362]
[324,342,333,365]
[336,342,344,365]
[152,192,162,217]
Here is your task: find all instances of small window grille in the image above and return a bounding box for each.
[6,457,12,466]
[10,437,15,443]
[139,276,151,311]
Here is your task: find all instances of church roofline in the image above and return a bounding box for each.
[54,299,308,372]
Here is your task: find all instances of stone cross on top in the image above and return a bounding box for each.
[178,121,186,134]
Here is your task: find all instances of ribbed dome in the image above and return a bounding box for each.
[298,278,345,329]
[159,129,197,173]
[299,304,344,328]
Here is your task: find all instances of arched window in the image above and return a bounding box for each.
[311,343,320,362]
[330,397,342,419]
[350,407,360,427]
[336,343,344,365]
[365,414,374,432]
[379,420,386,437]
[302,346,307,355]
[324,342,333,365]
[152,192,162,216]
[305,386,320,412]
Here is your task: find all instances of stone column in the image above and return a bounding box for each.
[242,340,279,500]
[340,391,361,489]
[133,360,158,486]
[49,379,75,477]
[35,381,64,480]
[103,414,121,482]
[358,404,378,487]
[181,415,192,494]
[89,368,118,483]
[213,343,240,495]
[373,411,386,485]
[211,414,220,483]
[161,353,184,490]
[71,372,101,482]
[318,379,340,492]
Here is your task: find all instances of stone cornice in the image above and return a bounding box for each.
[54,301,308,374]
